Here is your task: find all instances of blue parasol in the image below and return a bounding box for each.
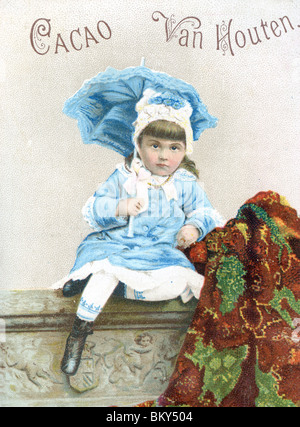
[63,62,217,157]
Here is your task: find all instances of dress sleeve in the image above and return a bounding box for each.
[82,169,129,231]
[182,180,225,240]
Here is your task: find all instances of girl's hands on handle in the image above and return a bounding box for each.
[116,198,145,217]
[177,225,200,249]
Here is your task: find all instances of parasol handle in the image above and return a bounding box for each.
[127,55,145,238]
[127,215,134,237]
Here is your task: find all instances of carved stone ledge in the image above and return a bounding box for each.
[0,290,197,407]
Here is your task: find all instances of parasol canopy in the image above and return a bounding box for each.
[63,65,218,157]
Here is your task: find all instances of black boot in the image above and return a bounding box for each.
[61,316,94,376]
[62,274,92,298]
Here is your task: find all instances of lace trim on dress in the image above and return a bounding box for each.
[82,196,102,231]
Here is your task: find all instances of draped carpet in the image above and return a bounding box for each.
[137,191,300,407]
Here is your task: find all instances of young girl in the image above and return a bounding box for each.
[61,89,224,376]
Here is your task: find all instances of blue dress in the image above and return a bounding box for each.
[69,163,224,276]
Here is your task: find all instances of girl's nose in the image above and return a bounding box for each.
[159,150,168,160]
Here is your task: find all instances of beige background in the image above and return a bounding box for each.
[0,0,299,290]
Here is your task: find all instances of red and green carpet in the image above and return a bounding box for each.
[138,191,300,407]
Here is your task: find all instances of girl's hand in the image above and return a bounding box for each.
[116,198,145,217]
[177,225,200,249]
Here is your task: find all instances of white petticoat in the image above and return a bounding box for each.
[60,258,204,303]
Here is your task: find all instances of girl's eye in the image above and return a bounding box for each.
[171,146,178,151]
[152,144,159,149]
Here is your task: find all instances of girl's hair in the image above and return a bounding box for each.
[126,120,199,178]
[137,120,186,143]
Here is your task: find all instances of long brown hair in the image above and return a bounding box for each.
[126,120,199,178]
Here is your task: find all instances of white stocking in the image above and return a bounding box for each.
[76,271,119,322]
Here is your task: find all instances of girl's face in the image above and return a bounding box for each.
[138,135,186,176]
